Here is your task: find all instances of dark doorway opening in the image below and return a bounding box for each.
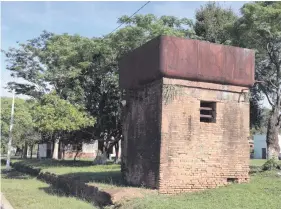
[262,148,267,159]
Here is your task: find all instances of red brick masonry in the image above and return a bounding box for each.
[64,152,96,159]
[122,78,250,194]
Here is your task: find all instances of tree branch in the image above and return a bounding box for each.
[277,114,281,127]
[260,83,274,106]
[269,80,279,90]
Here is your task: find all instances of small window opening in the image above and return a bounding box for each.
[200,101,216,123]
[227,178,238,183]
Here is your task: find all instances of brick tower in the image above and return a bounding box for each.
[119,36,255,194]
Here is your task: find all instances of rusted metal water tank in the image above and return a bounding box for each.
[119,36,255,89]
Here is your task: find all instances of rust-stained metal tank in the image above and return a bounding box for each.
[119,36,255,89]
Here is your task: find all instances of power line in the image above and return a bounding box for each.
[107,1,151,36]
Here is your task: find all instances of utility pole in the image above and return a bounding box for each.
[6,88,15,170]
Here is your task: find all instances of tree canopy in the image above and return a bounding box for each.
[194,2,238,44]
[31,92,95,133]
[1,97,38,154]
[234,1,281,158]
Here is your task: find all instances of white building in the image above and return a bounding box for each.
[253,134,281,159]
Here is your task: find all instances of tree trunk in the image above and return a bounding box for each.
[266,108,281,159]
[74,150,80,161]
[21,145,24,158]
[23,142,28,159]
[58,141,62,159]
[37,144,39,159]
[114,143,119,163]
[62,143,65,160]
[30,145,33,159]
[52,138,59,159]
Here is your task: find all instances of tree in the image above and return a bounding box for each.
[234,2,281,159]
[31,92,95,159]
[2,14,196,158]
[108,14,195,58]
[2,31,54,98]
[0,97,39,157]
[194,2,238,44]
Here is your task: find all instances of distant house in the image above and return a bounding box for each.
[64,141,99,159]
[253,134,281,159]
[38,143,53,158]
[37,140,121,160]
[38,141,99,159]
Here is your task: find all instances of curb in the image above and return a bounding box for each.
[1,193,14,209]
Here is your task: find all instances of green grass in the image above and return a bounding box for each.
[120,171,281,209]
[11,159,269,189]
[250,159,267,166]
[3,159,281,209]
[12,158,122,189]
[1,169,96,209]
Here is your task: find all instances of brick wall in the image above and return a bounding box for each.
[121,80,162,188]
[64,152,96,159]
[121,78,250,193]
[159,78,250,194]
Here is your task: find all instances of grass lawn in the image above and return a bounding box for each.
[5,158,281,209]
[250,159,267,167]
[12,158,122,189]
[10,159,269,189]
[0,169,96,209]
[120,171,281,209]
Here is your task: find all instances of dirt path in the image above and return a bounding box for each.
[102,187,157,204]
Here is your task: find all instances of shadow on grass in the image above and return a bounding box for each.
[38,185,104,209]
[59,171,125,187]
[39,186,67,197]
[1,169,31,180]
[14,158,111,168]
[249,165,263,174]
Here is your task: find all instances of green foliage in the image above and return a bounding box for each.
[2,14,197,146]
[109,14,195,57]
[262,158,281,171]
[234,2,281,49]
[0,97,39,153]
[233,2,281,143]
[194,2,238,44]
[3,31,54,98]
[31,93,95,133]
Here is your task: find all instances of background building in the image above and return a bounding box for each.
[253,134,281,159]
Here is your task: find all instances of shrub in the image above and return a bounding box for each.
[1,159,8,165]
[262,158,281,171]
[12,162,41,176]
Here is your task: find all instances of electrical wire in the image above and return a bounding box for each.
[106,1,151,37]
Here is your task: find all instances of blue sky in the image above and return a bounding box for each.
[1,1,248,98]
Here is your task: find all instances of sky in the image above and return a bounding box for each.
[2,1,266,104]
